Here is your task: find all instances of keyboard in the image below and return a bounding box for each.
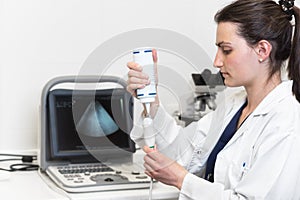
[57,163,114,175]
[46,162,151,192]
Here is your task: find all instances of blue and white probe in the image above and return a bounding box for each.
[133,48,156,200]
[133,48,156,148]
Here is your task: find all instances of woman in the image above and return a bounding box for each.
[127,0,300,199]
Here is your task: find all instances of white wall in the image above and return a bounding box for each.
[1,0,295,153]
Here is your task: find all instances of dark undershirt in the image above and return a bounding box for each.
[205,101,248,182]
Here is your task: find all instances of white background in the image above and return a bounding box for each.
[0,0,297,153]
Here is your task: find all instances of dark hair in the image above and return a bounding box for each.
[214,0,300,102]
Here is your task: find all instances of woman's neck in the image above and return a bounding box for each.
[244,74,282,113]
[237,74,281,129]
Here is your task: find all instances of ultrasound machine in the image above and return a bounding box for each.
[39,76,151,193]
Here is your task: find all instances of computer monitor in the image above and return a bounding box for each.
[45,88,135,164]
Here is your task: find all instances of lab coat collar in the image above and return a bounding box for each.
[223,80,293,149]
[250,80,293,116]
[229,80,293,117]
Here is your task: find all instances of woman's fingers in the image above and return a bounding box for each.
[128,70,149,82]
[143,161,154,174]
[127,61,142,70]
[152,49,158,63]
[126,62,151,95]
[143,149,188,189]
[127,76,149,94]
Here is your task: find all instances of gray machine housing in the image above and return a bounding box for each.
[39,75,135,171]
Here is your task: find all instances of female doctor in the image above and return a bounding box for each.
[126,0,300,199]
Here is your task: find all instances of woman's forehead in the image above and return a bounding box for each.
[216,22,244,46]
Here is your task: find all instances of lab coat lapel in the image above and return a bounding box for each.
[203,91,247,153]
[216,90,247,150]
[223,116,250,150]
[223,81,293,150]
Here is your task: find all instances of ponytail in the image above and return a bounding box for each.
[288,6,300,103]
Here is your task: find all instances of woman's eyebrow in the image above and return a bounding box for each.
[215,41,232,47]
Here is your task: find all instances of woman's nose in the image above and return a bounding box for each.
[213,51,223,69]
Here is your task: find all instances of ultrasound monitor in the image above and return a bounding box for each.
[45,88,135,165]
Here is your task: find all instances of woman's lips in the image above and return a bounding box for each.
[221,72,229,77]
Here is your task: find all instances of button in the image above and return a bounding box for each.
[131,171,140,175]
[104,177,114,182]
[74,180,83,183]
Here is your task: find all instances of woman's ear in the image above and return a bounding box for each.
[254,40,272,63]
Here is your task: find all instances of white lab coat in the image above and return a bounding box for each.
[131,80,300,200]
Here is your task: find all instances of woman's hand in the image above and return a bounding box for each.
[126,61,150,96]
[143,146,188,190]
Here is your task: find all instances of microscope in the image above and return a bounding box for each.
[176,69,225,126]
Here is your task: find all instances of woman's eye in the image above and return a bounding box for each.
[222,49,232,55]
